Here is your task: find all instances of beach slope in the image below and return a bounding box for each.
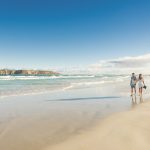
[47,100,150,150]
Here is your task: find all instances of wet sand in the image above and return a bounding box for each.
[46,97,150,150]
[0,87,132,150]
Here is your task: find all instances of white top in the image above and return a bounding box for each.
[138,78,144,88]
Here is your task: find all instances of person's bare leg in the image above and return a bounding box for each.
[134,87,136,95]
[131,88,133,96]
[139,88,143,96]
[140,88,143,102]
[141,88,143,96]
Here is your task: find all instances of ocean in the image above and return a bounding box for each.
[0,74,130,98]
[0,74,149,98]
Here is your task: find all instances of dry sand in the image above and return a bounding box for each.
[46,100,150,150]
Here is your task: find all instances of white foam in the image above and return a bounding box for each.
[0,75,95,81]
[0,74,135,98]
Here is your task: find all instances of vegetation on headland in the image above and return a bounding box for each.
[0,69,60,76]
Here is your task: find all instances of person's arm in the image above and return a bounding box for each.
[135,77,138,83]
[143,79,145,85]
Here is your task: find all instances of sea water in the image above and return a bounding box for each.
[0,74,149,98]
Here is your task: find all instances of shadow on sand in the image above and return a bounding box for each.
[46,96,121,102]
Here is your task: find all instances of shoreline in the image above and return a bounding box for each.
[0,88,132,150]
[0,85,147,150]
[46,98,150,150]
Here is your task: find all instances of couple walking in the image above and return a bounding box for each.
[130,73,146,96]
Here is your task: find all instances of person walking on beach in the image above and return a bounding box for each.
[138,74,145,96]
[130,73,137,96]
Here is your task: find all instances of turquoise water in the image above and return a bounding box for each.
[0,74,149,98]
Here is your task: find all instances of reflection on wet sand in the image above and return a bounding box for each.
[139,95,144,103]
[131,94,144,108]
[131,95,137,108]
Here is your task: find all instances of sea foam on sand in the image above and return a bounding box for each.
[46,100,150,150]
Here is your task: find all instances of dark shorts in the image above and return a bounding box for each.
[131,84,136,88]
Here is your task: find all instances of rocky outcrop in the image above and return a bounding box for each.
[0,69,60,76]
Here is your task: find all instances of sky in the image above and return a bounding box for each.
[88,54,150,74]
[0,0,150,72]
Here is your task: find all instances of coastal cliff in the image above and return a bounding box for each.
[0,69,60,76]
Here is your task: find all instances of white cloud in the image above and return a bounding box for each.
[88,54,150,74]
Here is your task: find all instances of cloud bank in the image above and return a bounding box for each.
[88,54,150,74]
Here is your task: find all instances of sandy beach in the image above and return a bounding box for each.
[0,77,149,150]
[47,99,150,150]
[0,84,133,150]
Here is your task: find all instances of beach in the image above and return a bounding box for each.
[47,99,150,150]
[0,75,149,150]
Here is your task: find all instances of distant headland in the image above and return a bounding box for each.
[0,69,60,76]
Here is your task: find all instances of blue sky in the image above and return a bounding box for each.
[0,0,150,69]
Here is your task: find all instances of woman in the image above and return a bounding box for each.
[138,74,145,96]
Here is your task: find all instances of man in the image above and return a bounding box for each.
[130,73,137,96]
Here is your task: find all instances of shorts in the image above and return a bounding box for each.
[131,84,136,88]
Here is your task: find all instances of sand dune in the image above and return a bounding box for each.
[47,100,150,150]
